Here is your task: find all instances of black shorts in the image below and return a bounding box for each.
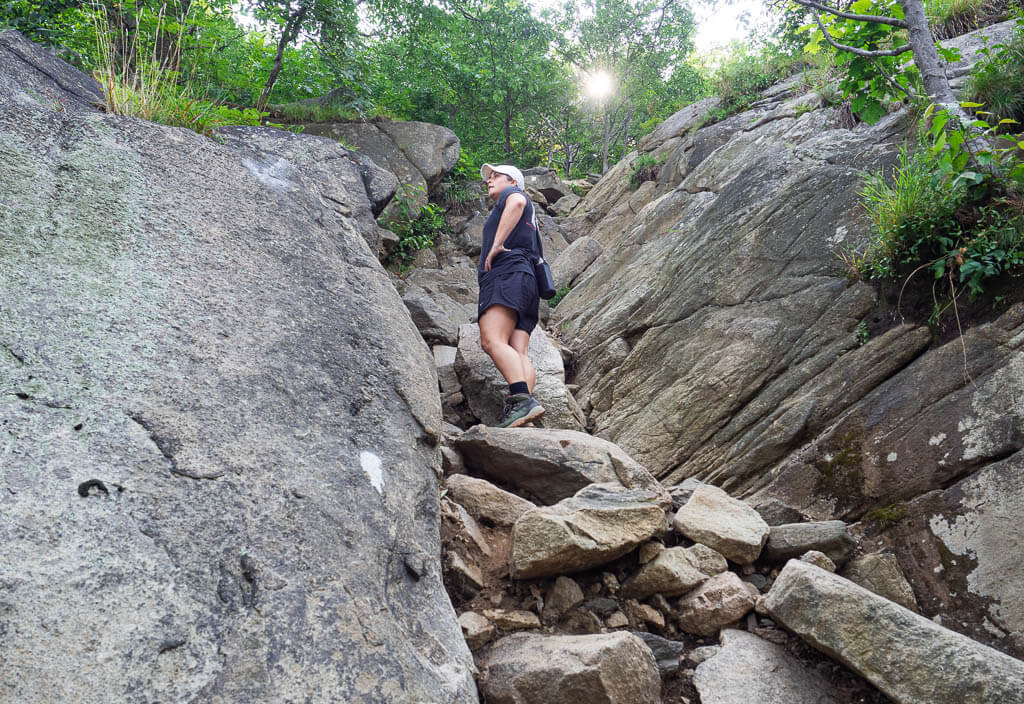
[478,270,539,333]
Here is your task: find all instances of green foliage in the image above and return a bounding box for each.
[628,152,664,189]
[380,187,449,265]
[548,286,572,308]
[865,503,905,527]
[967,18,1024,125]
[856,103,1024,312]
[856,320,870,345]
[803,0,919,125]
[701,43,806,124]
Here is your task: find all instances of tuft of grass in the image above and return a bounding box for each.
[967,19,1024,125]
[865,503,905,528]
[628,153,665,190]
[548,286,572,308]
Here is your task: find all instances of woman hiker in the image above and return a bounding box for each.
[477,163,546,428]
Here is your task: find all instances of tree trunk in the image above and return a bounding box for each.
[898,0,959,111]
[257,5,307,114]
[601,108,612,174]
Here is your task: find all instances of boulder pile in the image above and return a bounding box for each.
[436,422,1024,703]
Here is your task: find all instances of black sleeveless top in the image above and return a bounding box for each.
[478,185,540,284]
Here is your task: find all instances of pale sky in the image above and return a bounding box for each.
[692,0,774,51]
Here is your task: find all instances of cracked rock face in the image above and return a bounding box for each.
[0,31,475,704]
[551,20,1024,657]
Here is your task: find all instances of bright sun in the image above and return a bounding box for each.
[584,70,614,100]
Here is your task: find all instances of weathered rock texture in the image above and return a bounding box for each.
[454,425,665,505]
[694,629,843,704]
[511,484,666,578]
[552,20,1024,655]
[765,560,1024,704]
[0,31,475,704]
[455,324,585,431]
[476,632,661,704]
[673,484,769,564]
[301,118,459,214]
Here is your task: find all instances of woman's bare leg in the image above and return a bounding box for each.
[509,329,536,393]
[479,305,527,385]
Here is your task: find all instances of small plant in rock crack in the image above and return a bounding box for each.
[856,320,870,346]
[547,286,572,308]
[628,153,665,190]
[380,185,450,265]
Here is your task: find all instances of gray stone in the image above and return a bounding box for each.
[511,484,666,579]
[754,499,805,526]
[688,645,720,665]
[524,167,575,205]
[605,611,629,628]
[550,193,582,217]
[676,572,757,636]
[798,550,836,572]
[669,477,705,509]
[620,546,720,600]
[0,30,474,704]
[477,632,661,704]
[693,629,843,704]
[764,521,856,565]
[764,560,1024,704]
[840,553,918,612]
[673,485,769,564]
[542,576,586,624]
[633,632,686,675]
[459,611,495,650]
[484,609,541,631]
[444,474,537,528]
[453,425,666,506]
[551,235,603,289]
[403,285,462,345]
[455,324,585,431]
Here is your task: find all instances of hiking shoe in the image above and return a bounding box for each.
[496,393,545,428]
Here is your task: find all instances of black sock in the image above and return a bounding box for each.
[509,381,529,396]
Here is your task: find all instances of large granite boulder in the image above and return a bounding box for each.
[764,560,1024,704]
[0,31,475,704]
[476,632,661,704]
[302,119,460,214]
[453,425,665,505]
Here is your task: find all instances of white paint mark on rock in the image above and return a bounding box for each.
[886,452,898,462]
[360,451,385,494]
[242,157,295,192]
[928,433,947,446]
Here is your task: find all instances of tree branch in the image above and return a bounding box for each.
[868,56,918,99]
[812,11,912,57]
[792,0,908,28]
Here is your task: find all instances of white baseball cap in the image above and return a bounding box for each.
[481,163,525,189]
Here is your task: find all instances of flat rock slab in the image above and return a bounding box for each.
[763,520,855,564]
[694,629,843,704]
[512,484,666,579]
[476,632,661,704]
[673,485,769,564]
[840,553,918,612]
[764,560,1024,704]
[454,425,665,505]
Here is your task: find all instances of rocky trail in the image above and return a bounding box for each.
[2,19,1024,704]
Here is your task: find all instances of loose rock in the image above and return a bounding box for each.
[476,632,661,704]
[444,474,536,528]
[676,572,757,636]
[763,521,856,565]
[693,629,843,704]
[840,553,918,612]
[673,485,769,564]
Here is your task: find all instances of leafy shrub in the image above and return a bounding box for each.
[705,43,806,122]
[628,153,665,189]
[967,18,1024,125]
[854,103,1024,314]
[380,186,450,264]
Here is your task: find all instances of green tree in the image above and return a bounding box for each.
[552,0,697,172]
